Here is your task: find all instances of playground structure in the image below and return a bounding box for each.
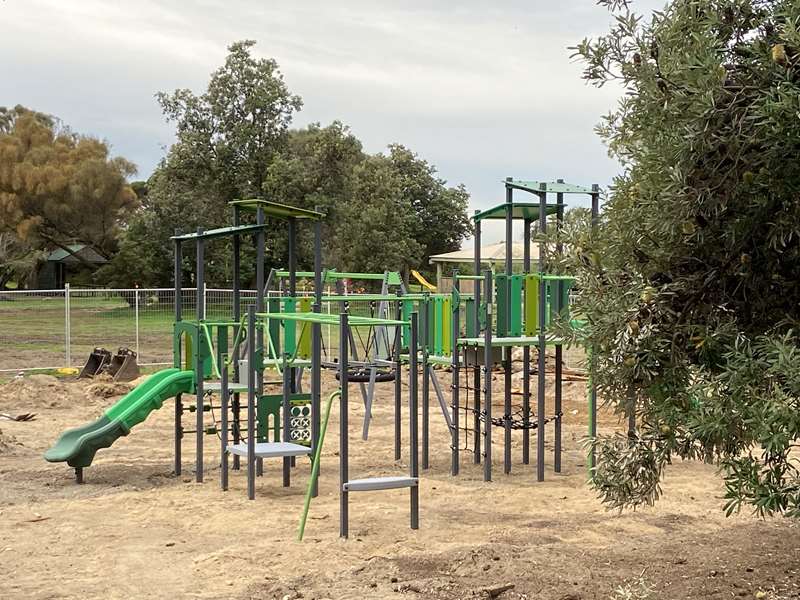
[45,177,600,539]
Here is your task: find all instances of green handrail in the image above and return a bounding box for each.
[199,317,248,381]
[297,389,340,541]
[200,323,222,380]
[261,318,309,376]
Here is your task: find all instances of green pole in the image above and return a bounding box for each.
[297,390,341,541]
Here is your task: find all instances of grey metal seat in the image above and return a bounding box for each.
[343,476,418,492]
[227,441,311,459]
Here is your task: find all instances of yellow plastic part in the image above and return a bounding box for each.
[411,269,437,292]
[298,297,313,359]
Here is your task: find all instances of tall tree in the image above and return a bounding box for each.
[106,40,301,287]
[336,154,424,275]
[568,0,800,517]
[104,42,472,286]
[386,144,472,266]
[0,233,44,289]
[156,39,302,201]
[0,105,136,268]
[263,121,366,270]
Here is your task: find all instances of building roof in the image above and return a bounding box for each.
[429,241,539,265]
[46,244,107,264]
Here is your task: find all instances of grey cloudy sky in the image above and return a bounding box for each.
[1,0,662,243]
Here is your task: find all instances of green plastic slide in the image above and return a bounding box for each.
[45,368,195,469]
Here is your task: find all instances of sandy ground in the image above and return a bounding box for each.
[0,370,798,600]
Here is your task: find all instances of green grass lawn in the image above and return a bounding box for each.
[0,294,365,371]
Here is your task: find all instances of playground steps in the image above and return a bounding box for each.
[343,475,419,492]
[227,441,311,459]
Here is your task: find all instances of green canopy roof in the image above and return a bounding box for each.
[171,223,271,242]
[229,199,324,220]
[504,180,597,195]
[473,202,561,222]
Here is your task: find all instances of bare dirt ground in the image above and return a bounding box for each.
[0,370,798,600]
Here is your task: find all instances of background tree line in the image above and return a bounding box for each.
[0,40,472,290]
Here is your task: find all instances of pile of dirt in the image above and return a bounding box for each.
[0,374,80,410]
[86,381,132,399]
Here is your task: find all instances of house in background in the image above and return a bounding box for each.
[429,240,540,292]
[36,244,108,289]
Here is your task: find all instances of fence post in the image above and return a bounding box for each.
[203,287,207,320]
[135,285,140,358]
[64,283,71,368]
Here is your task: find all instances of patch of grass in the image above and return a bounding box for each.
[612,574,655,600]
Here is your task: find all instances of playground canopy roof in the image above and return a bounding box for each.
[473,202,561,222]
[229,199,324,220]
[171,200,324,241]
[504,179,597,195]
[171,223,272,242]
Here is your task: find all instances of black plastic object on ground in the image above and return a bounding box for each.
[107,348,140,382]
[77,348,112,379]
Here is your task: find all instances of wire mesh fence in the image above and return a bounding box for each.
[0,287,585,373]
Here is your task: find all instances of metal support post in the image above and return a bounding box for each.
[537,186,547,482]
[451,275,460,476]
[589,185,600,475]
[555,183,565,473]
[247,305,256,500]
[311,212,322,496]
[522,218,531,465]
[339,314,350,538]
[195,229,205,483]
[421,296,430,470]
[232,206,241,470]
[409,312,420,529]
[173,230,182,475]
[282,352,291,487]
[220,358,229,490]
[504,179,513,474]
[473,213,482,463]
[394,292,403,461]
[483,269,493,482]
[65,283,71,367]
[174,393,182,475]
[255,208,265,477]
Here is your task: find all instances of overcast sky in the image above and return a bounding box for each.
[1,0,662,243]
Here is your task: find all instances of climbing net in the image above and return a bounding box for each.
[453,359,562,452]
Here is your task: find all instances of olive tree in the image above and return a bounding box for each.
[566,0,800,516]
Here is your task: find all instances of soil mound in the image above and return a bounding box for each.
[0,375,76,409]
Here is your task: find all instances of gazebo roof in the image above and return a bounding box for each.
[429,241,539,264]
[46,244,107,264]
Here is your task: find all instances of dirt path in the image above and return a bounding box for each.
[0,373,797,599]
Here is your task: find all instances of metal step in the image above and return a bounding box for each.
[227,442,311,459]
[204,381,249,393]
[343,476,419,492]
